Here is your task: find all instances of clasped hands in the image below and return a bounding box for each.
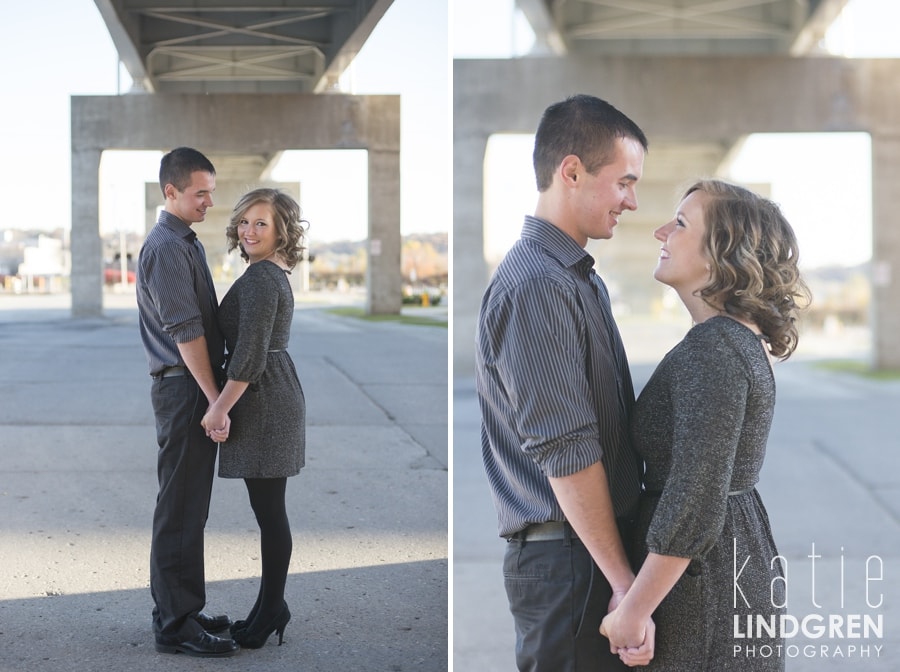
[201,404,230,443]
[600,592,655,667]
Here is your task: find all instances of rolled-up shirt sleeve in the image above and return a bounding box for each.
[143,243,205,344]
[489,276,602,477]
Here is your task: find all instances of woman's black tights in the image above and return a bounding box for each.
[243,477,292,628]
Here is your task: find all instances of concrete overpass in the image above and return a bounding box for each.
[73,0,401,317]
[454,0,900,372]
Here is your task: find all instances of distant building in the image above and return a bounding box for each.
[16,235,70,293]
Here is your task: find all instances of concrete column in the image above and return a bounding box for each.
[452,130,489,378]
[71,148,103,318]
[870,134,900,369]
[144,183,161,235]
[366,147,402,314]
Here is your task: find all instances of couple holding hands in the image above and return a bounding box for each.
[137,148,306,657]
[476,95,809,671]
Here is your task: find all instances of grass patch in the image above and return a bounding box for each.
[326,306,447,328]
[814,359,900,381]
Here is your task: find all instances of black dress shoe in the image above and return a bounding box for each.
[155,631,239,657]
[195,611,233,633]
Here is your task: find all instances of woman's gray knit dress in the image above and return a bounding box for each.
[217,260,305,479]
[631,316,785,671]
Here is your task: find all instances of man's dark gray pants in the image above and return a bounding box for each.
[504,531,630,671]
[149,374,217,644]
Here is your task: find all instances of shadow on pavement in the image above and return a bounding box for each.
[0,559,446,672]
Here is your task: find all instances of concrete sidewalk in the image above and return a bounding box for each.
[0,291,447,672]
[454,319,900,671]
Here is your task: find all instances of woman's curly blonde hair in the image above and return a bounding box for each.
[226,188,308,269]
[687,179,811,360]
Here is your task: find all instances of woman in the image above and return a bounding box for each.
[600,180,810,669]
[201,188,307,649]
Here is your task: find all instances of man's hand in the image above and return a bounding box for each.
[201,406,230,443]
[608,589,628,613]
[600,608,655,667]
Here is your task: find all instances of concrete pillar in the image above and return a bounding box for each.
[870,134,900,369]
[71,148,103,317]
[144,183,161,235]
[452,131,490,377]
[366,147,402,314]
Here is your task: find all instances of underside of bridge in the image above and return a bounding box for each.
[72,0,400,317]
[93,0,393,94]
[454,0,900,372]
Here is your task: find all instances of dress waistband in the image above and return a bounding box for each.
[642,486,754,498]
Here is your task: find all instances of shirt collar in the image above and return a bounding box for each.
[159,210,196,241]
[522,215,595,273]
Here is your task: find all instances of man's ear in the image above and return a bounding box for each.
[559,154,582,187]
[163,183,176,200]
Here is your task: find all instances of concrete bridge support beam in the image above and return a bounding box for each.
[70,93,401,318]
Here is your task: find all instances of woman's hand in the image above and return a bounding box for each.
[600,608,655,667]
[201,404,230,443]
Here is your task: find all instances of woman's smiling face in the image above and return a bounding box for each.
[652,189,711,295]
[238,202,279,263]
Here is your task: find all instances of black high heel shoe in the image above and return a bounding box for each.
[230,603,260,636]
[233,604,291,649]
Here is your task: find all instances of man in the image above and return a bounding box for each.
[475,95,654,670]
[136,147,238,657]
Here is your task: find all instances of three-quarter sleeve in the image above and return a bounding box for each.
[488,276,602,478]
[225,266,279,383]
[645,333,751,559]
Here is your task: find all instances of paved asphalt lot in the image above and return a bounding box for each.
[0,291,448,672]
